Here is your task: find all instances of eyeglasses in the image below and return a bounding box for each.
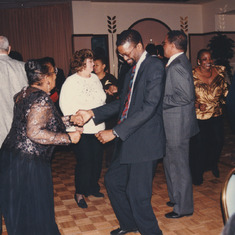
[119,45,136,58]
[48,67,58,75]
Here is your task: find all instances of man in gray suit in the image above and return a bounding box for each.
[0,36,28,234]
[162,30,199,219]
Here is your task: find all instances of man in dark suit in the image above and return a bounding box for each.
[162,30,199,219]
[77,29,165,235]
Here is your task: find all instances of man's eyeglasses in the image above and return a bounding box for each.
[119,45,136,58]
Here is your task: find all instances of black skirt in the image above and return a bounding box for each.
[0,149,60,235]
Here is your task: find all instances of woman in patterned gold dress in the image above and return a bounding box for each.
[189,49,228,185]
[0,58,82,235]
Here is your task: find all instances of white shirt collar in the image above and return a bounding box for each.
[166,52,184,67]
[136,50,147,70]
[125,50,147,115]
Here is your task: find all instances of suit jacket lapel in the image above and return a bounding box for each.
[132,53,150,89]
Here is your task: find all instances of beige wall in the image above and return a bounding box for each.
[71,0,235,75]
[202,0,235,33]
[72,1,202,75]
[72,2,202,34]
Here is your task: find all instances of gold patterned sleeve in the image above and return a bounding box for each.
[217,65,229,103]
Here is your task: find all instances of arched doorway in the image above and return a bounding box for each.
[129,18,171,48]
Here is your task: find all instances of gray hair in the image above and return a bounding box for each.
[0,36,10,53]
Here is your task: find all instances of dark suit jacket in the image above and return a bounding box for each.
[93,53,166,164]
[163,53,199,144]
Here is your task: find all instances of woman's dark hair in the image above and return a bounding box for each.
[42,57,55,67]
[94,55,108,72]
[9,51,23,62]
[25,58,51,85]
[116,29,143,47]
[70,49,94,74]
[197,49,211,61]
[145,43,157,56]
[156,45,164,57]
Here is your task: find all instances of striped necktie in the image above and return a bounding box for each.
[118,65,136,124]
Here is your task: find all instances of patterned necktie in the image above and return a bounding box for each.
[118,65,136,124]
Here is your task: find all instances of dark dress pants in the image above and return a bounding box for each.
[200,116,224,171]
[190,116,224,183]
[0,209,1,235]
[104,153,162,235]
[72,134,103,196]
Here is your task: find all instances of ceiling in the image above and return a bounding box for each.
[0,0,215,9]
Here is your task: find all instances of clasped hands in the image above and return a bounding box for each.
[71,110,116,144]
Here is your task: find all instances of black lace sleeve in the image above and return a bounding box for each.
[62,115,72,128]
[27,96,71,145]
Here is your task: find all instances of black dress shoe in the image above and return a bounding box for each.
[212,167,220,178]
[110,227,139,235]
[192,178,203,186]
[91,192,104,198]
[74,194,88,208]
[166,201,175,207]
[165,211,193,219]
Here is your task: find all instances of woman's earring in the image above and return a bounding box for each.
[47,82,51,95]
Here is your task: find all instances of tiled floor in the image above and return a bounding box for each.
[2,118,235,235]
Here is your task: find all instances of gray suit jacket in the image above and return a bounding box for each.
[163,53,199,144]
[0,54,28,146]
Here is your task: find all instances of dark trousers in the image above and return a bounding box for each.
[0,149,2,235]
[190,116,224,183]
[104,155,162,235]
[0,209,1,235]
[72,134,103,196]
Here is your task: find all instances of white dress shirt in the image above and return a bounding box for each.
[127,50,147,114]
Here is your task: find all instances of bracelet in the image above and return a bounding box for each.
[69,115,73,125]
[67,133,72,143]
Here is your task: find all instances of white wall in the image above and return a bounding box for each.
[72,1,202,75]
[71,0,235,75]
[202,0,235,32]
[72,1,202,34]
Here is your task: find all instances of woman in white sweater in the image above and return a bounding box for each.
[60,49,106,208]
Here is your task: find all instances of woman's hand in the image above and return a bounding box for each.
[105,85,118,96]
[76,110,94,124]
[68,130,82,144]
[70,114,84,126]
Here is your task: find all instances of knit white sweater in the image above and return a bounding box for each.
[59,72,106,134]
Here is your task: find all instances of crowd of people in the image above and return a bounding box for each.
[0,28,231,235]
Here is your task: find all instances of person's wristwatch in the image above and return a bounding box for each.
[112,129,119,138]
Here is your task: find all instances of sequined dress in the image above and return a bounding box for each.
[0,86,71,235]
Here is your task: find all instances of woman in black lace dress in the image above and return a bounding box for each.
[0,58,82,235]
